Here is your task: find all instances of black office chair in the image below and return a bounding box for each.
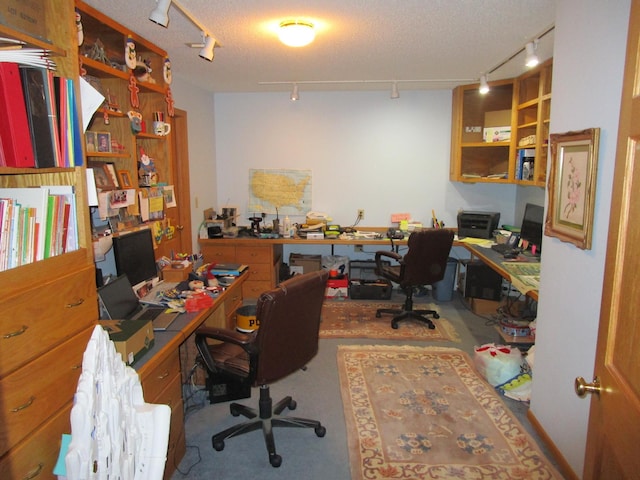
[375,229,455,329]
[195,270,329,467]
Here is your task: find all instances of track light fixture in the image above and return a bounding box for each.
[479,75,490,94]
[199,35,216,61]
[391,82,399,99]
[149,0,172,27]
[525,41,539,68]
[290,83,300,101]
[150,0,218,62]
[477,25,553,95]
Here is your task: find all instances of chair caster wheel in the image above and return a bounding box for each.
[270,454,282,467]
[212,439,225,451]
[391,322,399,329]
[433,313,440,319]
[375,312,382,318]
[428,323,436,330]
[288,399,297,410]
[315,425,326,437]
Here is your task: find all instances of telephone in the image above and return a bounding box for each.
[387,228,405,240]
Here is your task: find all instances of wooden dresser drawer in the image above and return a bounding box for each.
[200,244,236,263]
[236,245,271,264]
[0,402,72,480]
[243,280,273,300]
[245,262,271,282]
[140,350,181,402]
[0,327,92,456]
[0,265,97,377]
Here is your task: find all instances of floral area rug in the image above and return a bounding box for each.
[337,345,561,479]
[320,301,460,342]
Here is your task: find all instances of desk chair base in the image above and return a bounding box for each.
[212,385,326,467]
[376,308,439,329]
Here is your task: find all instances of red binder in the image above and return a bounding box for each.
[0,63,35,167]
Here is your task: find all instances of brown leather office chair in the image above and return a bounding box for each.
[195,270,329,468]
[375,229,455,329]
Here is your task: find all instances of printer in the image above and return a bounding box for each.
[457,211,500,239]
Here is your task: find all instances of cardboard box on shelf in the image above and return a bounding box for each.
[98,319,154,366]
[483,109,512,142]
[162,261,192,282]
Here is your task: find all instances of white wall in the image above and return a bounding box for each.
[169,78,217,251]
[530,0,630,476]
[213,90,518,230]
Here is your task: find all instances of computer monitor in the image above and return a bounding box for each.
[519,203,544,255]
[112,228,158,287]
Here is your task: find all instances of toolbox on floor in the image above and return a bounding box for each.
[348,260,393,300]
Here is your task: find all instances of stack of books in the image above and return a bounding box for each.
[209,263,248,276]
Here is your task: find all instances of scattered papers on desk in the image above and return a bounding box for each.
[457,236,495,247]
[501,262,540,294]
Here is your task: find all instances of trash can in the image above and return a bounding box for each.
[236,304,259,332]
[432,257,458,302]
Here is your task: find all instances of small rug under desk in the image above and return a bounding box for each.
[320,300,460,342]
[337,345,562,480]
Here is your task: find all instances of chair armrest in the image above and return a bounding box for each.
[375,250,402,264]
[195,326,253,346]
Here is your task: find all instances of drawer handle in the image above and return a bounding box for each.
[23,462,44,480]
[66,298,85,308]
[11,395,35,412]
[158,371,170,380]
[3,325,28,339]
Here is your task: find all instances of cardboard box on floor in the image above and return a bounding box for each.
[289,253,322,275]
[98,319,154,366]
[468,297,528,316]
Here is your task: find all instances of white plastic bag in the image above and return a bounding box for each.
[473,343,523,386]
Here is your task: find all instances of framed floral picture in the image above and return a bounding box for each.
[545,128,600,250]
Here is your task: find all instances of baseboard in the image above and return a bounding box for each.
[527,409,580,480]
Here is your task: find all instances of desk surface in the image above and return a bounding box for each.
[463,243,539,301]
[134,273,247,376]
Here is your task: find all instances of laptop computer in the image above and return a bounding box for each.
[98,275,179,331]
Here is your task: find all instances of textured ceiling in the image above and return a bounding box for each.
[81,0,557,93]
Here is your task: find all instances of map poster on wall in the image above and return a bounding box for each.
[248,169,312,215]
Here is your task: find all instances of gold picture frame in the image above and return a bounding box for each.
[118,170,133,188]
[545,128,600,250]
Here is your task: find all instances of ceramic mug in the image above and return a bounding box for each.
[153,121,171,136]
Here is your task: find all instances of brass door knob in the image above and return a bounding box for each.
[575,376,601,397]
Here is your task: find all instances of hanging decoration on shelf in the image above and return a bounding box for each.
[128,74,139,108]
[138,147,158,186]
[163,57,172,85]
[125,36,137,70]
[165,87,175,117]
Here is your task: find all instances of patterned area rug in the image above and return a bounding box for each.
[320,301,460,342]
[337,345,561,479]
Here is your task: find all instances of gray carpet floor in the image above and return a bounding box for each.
[170,290,557,479]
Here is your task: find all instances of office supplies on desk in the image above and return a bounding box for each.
[98,275,179,331]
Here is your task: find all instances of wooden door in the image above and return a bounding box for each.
[581,2,640,478]
[154,108,192,259]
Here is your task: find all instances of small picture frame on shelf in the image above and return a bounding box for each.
[89,164,115,189]
[118,170,133,188]
[103,163,120,188]
[97,132,111,152]
[85,131,97,152]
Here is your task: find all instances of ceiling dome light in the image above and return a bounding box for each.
[278,20,315,47]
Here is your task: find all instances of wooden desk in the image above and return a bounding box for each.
[462,243,539,301]
[133,273,247,479]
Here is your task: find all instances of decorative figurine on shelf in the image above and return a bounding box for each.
[76,9,83,46]
[127,110,142,134]
[163,57,172,85]
[138,147,158,186]
[125,36,137,70]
